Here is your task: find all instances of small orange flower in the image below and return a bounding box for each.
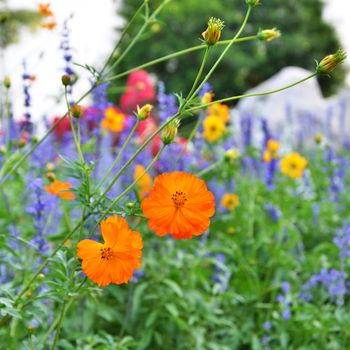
[142,171,215,239]
[38,3,54,17]
[41,21,57,30]
[221,193,239,211]
[77,215,143,286]
[45,180,75,200]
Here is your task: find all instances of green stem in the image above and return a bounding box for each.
[99,1,147,77]
[196,160,222,177]
[188,73,318,112]
[189,6,252,100]
[180,46,210,112]
[0,35,257,186]
[89,145,165,235]
[104,0,172,77]
[0,85,95,187]
[64,87,84,163]
[94,121,140,194]
[105,36,256,83]
[50,299,68,350]
[97,116,178,201]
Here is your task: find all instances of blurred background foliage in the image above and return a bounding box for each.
[0,0,42,49]
[115,0,345,99]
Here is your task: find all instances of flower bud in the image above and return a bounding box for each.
[38,273,45,280]
[47,172,56,182]
[4,76,11,89]
[316,50,347,74]
[61,74,71,86]
[162,118,180,145]
[314,133,323,144]
[202,17,224,46]
[71,104,82,119]
[224,148,240,163]
[257,28,281,42]
[246,0,260,7]
[126,202,135,210]
[135,104,153,121]
[18,138,27,149]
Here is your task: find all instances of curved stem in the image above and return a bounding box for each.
[180,46,210,112]
[64,87,84,163]
[0,85,95,187]
[94,121,140,194]
[99,1,147,77]
[188,73,318,113]
[50,299,68,350]
[189,6,252,101]
[196,160,222,177]
[103,0,172,78]
[89,145,165,235]
[104,36,257,83]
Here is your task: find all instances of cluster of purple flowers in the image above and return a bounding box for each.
[276,282,292,320]
[157,82,178,121]
[334,225,350,263]
[261,321,273,350]
[300,268,347,305]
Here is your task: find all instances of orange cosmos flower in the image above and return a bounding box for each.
[44,180,75,200]
[141,171,215,239]
[38,3,54,17]
[77,215,143,286]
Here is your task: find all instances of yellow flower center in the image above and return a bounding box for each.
[172,191,188,207]
[100,247,114,261]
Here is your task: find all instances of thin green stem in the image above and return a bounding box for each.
[50,299,68,350]
[64,87,84,163]
[189,6,252,100]
[196,160,222,177]
[97,115,178,201]
[0,85,95,187]
[99,1,147,77]
[94,121,140,193]
[89,145,165,235]
[104,0,172,77]
[104,36,257,83]
[180,46,210,112]
[188,73,318,113]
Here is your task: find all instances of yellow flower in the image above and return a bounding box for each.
[202,115,226,143]
[208,103,230,123]
[134,165,152,199]
[201,91,214,105]
[221,193,239,211]
[101,107,126,132]
[280,152,308,179]
[263,139,280,163]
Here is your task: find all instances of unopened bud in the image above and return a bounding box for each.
[47,172,56,182]
[135,104,153,121]
[317,50,347,74]
[71,104,82,119]
[4,76,11,89]
[126,202,135,210]
[257,28,281,42]
[202,17,224,46]
[38,273,45,280]
[224,148,240,163]
[162,118,180,145]
[246,0,260,7]
[314,133,323,144]
[18,138,27,148]
[61,74,71,86]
